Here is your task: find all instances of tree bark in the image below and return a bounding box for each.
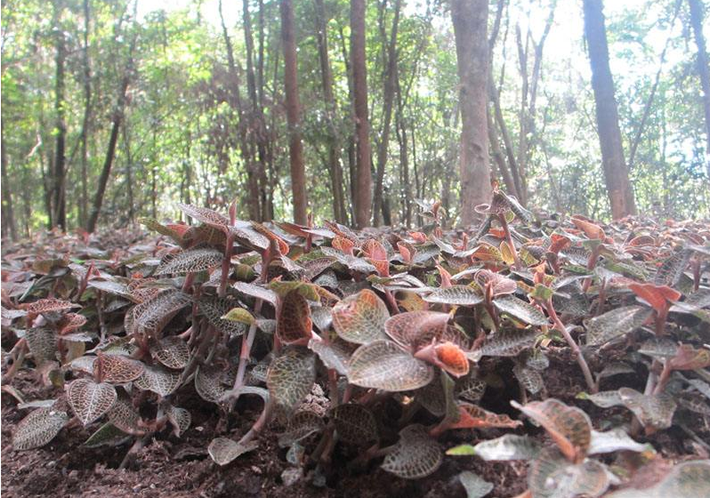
[350,0,373,228]
[219,0,260,221]
[583,0,636,219]
[86,11,136,233]
[280,0,308,224]
[1,124,18,241]
[452,0,492,226]
[314,0,347,224]
[52,0,67,231]
[688,0,710,179]
[79,0,91,228]
[373,0,401,226]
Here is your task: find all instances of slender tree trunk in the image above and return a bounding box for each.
[243,0,269,221]
[280,0,308,224]
[52,0,67,231]
[373,0,401,226]
[79,0,91,227]
[688,0,710,179]
[452,0,492,226]
[86,12,136,233]
[219,0,260,220]
[122,126,134,223]
[351,0,373,228]
[583,0,636,218]
[314,0,347,224]
[395,72,411,228]
[1,125,18,241]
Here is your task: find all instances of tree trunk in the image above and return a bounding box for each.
[351,0,373,228]
[79,0,91,228]
[314,0,347,224]
[1,125,18,241]
[452,0,492,226]
[373,0,401,226]
[219,0,260,221]
[583,0,636,219]
[52,0,67,231]
[688,0,710,179]
[86,13,136,233]
[280,0,308,224]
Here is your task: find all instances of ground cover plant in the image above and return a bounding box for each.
[2,193,710,497]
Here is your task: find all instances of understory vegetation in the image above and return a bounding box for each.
[2,195,709,497]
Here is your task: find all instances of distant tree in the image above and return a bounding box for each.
[688,0,710,180]
[351,0,372,228]
[583,0,636,219]
[51,0,67,230]
[452,0,493,225]
[280,0,308,224]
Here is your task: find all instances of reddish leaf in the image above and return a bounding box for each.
[277,290,313,345]
[385,311,451,351]
[448,403,522,431]
[628,283,681,313]
[571,216,605,240]
[668,344,710,370]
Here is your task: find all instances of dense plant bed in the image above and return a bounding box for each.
[2,193,710,497]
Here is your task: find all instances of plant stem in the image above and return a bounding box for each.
[544,299,596,393]
[498,214,521,270]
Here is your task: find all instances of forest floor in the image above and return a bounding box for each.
[2,213,709,498]
[2,347,695,498]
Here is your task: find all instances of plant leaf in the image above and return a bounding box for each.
[207,437,259,466]
[134,364,181,396]
[424,285,484,306]
[331,289,389,345]
[277,290,313,345]
[278,410,325,447]
[585,306,653,346]
[151,336,189,369]
[333,403,379,445]
[67,379,117,426]
[461,434,541,461]
[267,347,316,412]
[381,424,442,479]
[493,295,548,326]
[458,471,493,498]
[618,388,676,430]
[384,311,450,351]
[528,447,610,498]
[348,340,434,392]
[588,428,651,455]
[155,248,222,275]
[512,398,592,463]
[13,407,68,450]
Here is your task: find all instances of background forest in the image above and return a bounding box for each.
[1,0,710,239]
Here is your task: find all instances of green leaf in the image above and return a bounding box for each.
[333,403,379,445]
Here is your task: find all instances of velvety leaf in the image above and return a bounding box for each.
[155,248,222,275]
[266,347,316,412]
[26,328,57,364]
[151,336,189,369]
[95,354,144,383]
[13,407,68,450]
[577,390,624,409]
[199,297,249,337]
[458,471,493,498]
[463,434,541,461]
[207,437,259,466]
[165,404,191,437]
[477,328,539,358]
[381,424,442,479]
[588,428,651,455]
[333,403,379,445]
[449,403,522,431]
[308,338,351,375]
[277,290,313,345]
[585,306,653,346]
[512,398,592,462]
[67,379,117,426]
[135,365,181,396]
[493,295,548,326]
[348,340,434,392]
[278,410,325,447]
[384,311,450,351]
[528,447,609,498]
[424,285,484,306]
[654,249,692,287]
[195,366,227,403]
[132,290,192,335]
[176,203,229,231]
[331,289,389,345]
[233,281,278,305]
[618,388,676,430]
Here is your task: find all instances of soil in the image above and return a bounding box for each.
[2,346,703,498]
